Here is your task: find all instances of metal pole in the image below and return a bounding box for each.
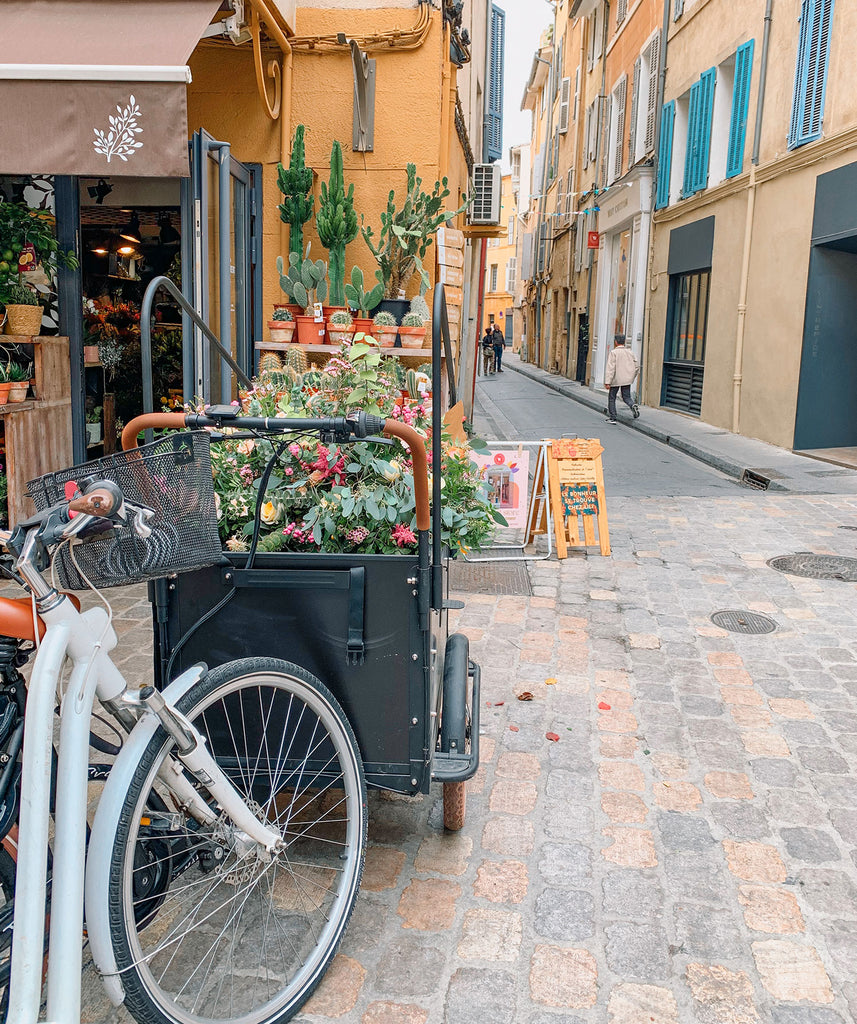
[218,145,233,404]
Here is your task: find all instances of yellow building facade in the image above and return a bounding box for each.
[483,174,519,341]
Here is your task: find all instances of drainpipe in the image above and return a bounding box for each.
[584,0,609,385]
[732,0,772,434]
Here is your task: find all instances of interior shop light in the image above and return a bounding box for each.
[119,212,141,245]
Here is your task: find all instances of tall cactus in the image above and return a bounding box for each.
[277,125,314,259]
[316,141,358,307]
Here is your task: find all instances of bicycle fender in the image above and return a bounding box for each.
[84,664,206,1006]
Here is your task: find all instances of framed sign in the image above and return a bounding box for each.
[472,448,530,530]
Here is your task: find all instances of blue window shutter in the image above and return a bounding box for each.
[484,5,506,162]
[683,81,701,196]
[726,40,754,178]
[695,68,716,191]
[656,101,675,209]
[789,0,834,149]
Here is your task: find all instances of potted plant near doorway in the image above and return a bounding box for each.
[1,283,42,336]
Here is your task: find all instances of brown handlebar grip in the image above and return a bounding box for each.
[68,487,119,517]
[382,420,430,532]
[122,413,188,451]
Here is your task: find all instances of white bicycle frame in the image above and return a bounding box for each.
[7,558,283,1024]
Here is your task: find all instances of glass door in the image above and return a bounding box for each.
[187,130,261,404]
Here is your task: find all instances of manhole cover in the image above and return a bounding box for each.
[711,610,777,634]
[449,559,532,596]
[767,553,857,581]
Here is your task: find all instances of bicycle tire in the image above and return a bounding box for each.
[106,658,366,1024]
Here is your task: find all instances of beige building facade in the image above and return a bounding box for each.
[483,173,519,341]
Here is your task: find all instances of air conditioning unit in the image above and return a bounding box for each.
[470,163,502,224]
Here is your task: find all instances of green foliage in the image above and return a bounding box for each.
[343,264,383,316]
[2,282,39,306]
[0,200,78,296]
[271,307,293,322]
[372,310,397,327]
[362,164,469,298]
[5,361,30,382]
[316,141,358,307]
[279,255,328,311]
[277,125,314,259]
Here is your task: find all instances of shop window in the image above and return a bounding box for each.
[662,269,710,416]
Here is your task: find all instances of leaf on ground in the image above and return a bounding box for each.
[545,732,560,742]
[517,691,534,702]
[598,701,611,710]
[509,725,519,732]
[486,701,492,707]
[545,677,557,686]
[494,701,505,706]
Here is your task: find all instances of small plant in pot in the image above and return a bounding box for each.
[5,360,31,402]
[372,309,398,347]
[0,363,10,406]
[327,308,354,346]
[1,282,42,337]
[86,404,103,446]
[291,258,329,345]
[398,311,428,348]
[268,307,295,344]
[344,265,384,338]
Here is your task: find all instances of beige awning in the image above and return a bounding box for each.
[0,0,223,177]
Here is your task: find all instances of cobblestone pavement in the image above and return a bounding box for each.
[17,492,857,1023]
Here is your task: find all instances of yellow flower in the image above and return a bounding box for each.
[260,501,279,525]
[381,460,401,482]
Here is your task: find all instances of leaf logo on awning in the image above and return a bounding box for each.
[93,96,144,164]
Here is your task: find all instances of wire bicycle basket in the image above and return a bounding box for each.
[27,431,223,590]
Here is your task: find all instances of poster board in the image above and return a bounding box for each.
[472,448,530,530]
[542,438,610,557]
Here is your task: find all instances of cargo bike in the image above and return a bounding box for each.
[0,286,479,1023]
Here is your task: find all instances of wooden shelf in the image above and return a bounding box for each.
[0,401,35,415]
[255,341,440,362]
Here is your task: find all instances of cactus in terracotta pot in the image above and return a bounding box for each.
[344,265,383,318]
[316,141,358,308]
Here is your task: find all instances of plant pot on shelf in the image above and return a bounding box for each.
[351,317,375,340]
[7,382,28,403]
[83,345,100,363]
[327,328,355,346]
[295,314,326,346]
[268,320,296,344]
[274,302,303,319]
[373,326,398,348]
[0,383,10,406]
[4,304,42,336]
[397,326,427,348]
[372,298,410,323]
[86,422,102,446]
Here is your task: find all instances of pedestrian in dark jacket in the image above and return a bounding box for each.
[492,325,505,372]
[481,328,495,375]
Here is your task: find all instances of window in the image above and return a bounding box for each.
[511,149,521,185]
[655,101,675,208]
[593,5,604,62]
[507,216,515,244]
[586,99,598,166]
[628,57,641,166]
[573,67,581,122]
[682,68,716,197]
[643,32,662,155]
[558,77,571,133]
[662,270,710,415]
[608,75,627,183]
[587,12,596,70]
[489,264,499,292]
[788,0,834,149]
[506,257,517,292]
[617,0,628,26]
[674,0,684,18]
[565,168,574,219]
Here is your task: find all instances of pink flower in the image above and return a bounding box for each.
[391,523,417,548]
[289,443,300,456]
[285,467,294,476]
[346,526,369,545]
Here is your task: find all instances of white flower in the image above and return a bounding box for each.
[260,501,279,525]
[381,460,401,482]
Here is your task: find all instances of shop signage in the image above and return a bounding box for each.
[439,265,464,287]
[587,231,600,249]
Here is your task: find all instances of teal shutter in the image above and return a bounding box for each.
[683,68,716,196]
[484,5,505,162]
[788,0,834,148]
[726,40,754,178]
[656,101,675,208]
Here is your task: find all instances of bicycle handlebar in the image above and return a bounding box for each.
[121,410,431,531]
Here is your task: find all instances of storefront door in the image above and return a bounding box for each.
[187,130,261,404]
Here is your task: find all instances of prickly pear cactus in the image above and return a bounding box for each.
[316,140,358,307]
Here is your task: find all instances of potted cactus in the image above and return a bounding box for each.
[289,257,329,345]
[327,309,354,345]
[316,141,358,311]
[372,309,398,348]
[398,311,428,348]
[268,307,295,344]
[344,265,384,338]
[277,125,314,260]
[6,361,30,402]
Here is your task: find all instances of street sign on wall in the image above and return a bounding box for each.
[587,231,600,249]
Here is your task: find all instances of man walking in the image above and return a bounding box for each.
[492,324,505,372]
[481,327,495,375]
[604,334,640,423]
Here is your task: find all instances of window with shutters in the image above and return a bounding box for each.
[537,222,548,274]
[593,5,604,62]
[556,179,564,226]
[628,57,641,166]
[587,12,596,70]
[617,0,628,26]
[600,95,611,188]
[583,104,593,168]
[655,101,675,208]
[522,232,534,279]
[573,67,581,122]
[669,92,691,203]
[506,258,517,293]
[484,5,505,163]
[566,168,575,219]
[642,31,662,155]
[489,264,499,292]
[674,0,684,18]
[558,77,571,133]
[511,149,521,186]
[507,216,515,245]
[608,76,627,184]
[682,68,716,197]
[788,0,834,149]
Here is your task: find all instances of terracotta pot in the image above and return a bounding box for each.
[268,320,296,344]
[295,314,326,345]
[7,382,28,403]
[274,302,303,319]
[397,325,427,348]
[373,325,398,348]
[327,328,354,346]
[351,317,375,340]
[4,304,42,336]
[0,383,10,406]
[83,344,100,364]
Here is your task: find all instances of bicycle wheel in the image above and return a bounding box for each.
[107,658,366,1024]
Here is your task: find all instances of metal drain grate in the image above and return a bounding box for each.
[768,553,857,581]
[711,610,777,634]
[449,559,533,596]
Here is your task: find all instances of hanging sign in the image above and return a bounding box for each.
[587,231,600,249]
[546,438,610,557]
[440,265,464,287]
